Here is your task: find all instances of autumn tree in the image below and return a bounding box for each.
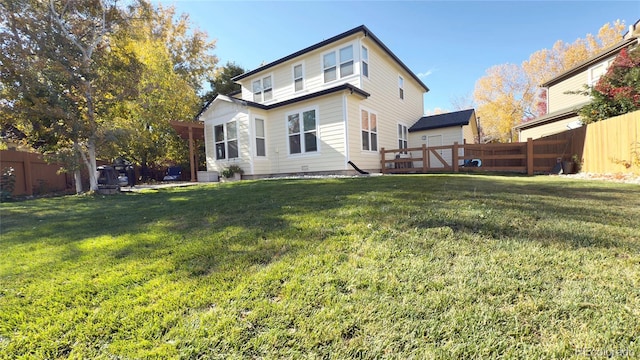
[576,47,640,123]
[0,0,139,192]
[1,0,217,190]
[102,1,216,180]
[474,21,626,142]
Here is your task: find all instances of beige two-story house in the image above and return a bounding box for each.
[197,25,429,177]
[515,21,639,141]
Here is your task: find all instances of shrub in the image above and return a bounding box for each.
[221,164,244,179]
[1,167,16,201]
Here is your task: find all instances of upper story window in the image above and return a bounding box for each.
[293,64,304,92]
[361,109,378,152]
[361,46,369,78]
[252,75,272,102]
[398,124,408,150]
[588,58,614,87]
[398,75,404,100]
[323,44,354,83]
[288,109,318,154]
[214,121,239,160]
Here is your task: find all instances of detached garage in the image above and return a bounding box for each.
[407,109,479,168]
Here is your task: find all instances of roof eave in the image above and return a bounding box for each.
[541,37,638,87]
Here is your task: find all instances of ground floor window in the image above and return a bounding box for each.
[255,118,266,157]
[288,109,317,154]
[398,124,408,152]
[214,121,238,160]
[361,109,378,151]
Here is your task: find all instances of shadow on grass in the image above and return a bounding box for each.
[2,175,639,279]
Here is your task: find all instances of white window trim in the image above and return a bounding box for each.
[252,73,274,103]
[361,45,369,79]
[398,75,405,100]
[286,106,320,156]
[293,62,305,93]
[214,121,239,161]
[322,41,357,84]
[398,123,408,152]
[360,106,378,153]
[254,117,267,158]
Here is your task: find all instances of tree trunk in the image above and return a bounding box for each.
[87,140,98,192]
[74,169,83,194]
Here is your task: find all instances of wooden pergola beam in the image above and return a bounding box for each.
[169,121,205,182]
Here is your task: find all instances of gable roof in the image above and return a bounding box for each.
[541,36,638,87]
[197,83,370,120]
[409,109,475,132]
[231,25,429,92]
[513,101,589,131]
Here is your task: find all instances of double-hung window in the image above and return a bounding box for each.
[255,118,266,157]
[398,124,408,150]
[323,45,354,83]
[293,64,304,92]
[398,75,404,99]
[288,109,318,154]
[361,109,378,151]
[361,46,369,78]
[252,75,273,102]
[214,121,239,160]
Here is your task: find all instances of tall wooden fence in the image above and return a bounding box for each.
[0,150,73,196]
[581,111,640,175]
[380,138,572,175]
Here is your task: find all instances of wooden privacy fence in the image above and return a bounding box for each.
[380,138,571,175]
[0,150,73,196]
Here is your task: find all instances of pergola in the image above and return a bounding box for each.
[169,121,205,182]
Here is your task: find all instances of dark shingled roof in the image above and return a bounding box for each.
[231,25,429,92]
[409,109,475,132]
[196,83,370,120]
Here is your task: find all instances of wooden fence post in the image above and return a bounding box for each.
[23,152,33,196]
[422,144,427,172]
[453,142,459,173]
[527,138,534,176]
[380,148,386,174]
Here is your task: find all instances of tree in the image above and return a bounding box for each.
[474,21,626,142]
[1,0,217,190]
[1,0,138,192]
[203,61,247,102]
[576,47,640,123]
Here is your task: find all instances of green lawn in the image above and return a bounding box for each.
[1,175,639,359]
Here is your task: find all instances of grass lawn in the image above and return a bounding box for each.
[1,174,639,359]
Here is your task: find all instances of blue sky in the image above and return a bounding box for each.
[155,0,638,114]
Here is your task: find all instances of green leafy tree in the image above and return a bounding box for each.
[0,0,140,193]
[577,47,640,123]
[204,61,247,101]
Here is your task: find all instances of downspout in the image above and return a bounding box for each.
[343,92,350,170]
[248,108,255,176]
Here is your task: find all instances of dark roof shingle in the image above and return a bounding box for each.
[409,109,475,132]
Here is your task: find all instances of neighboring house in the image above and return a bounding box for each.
[197,25,429,177]
[406,109,479,168]
[515,20,639,141]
